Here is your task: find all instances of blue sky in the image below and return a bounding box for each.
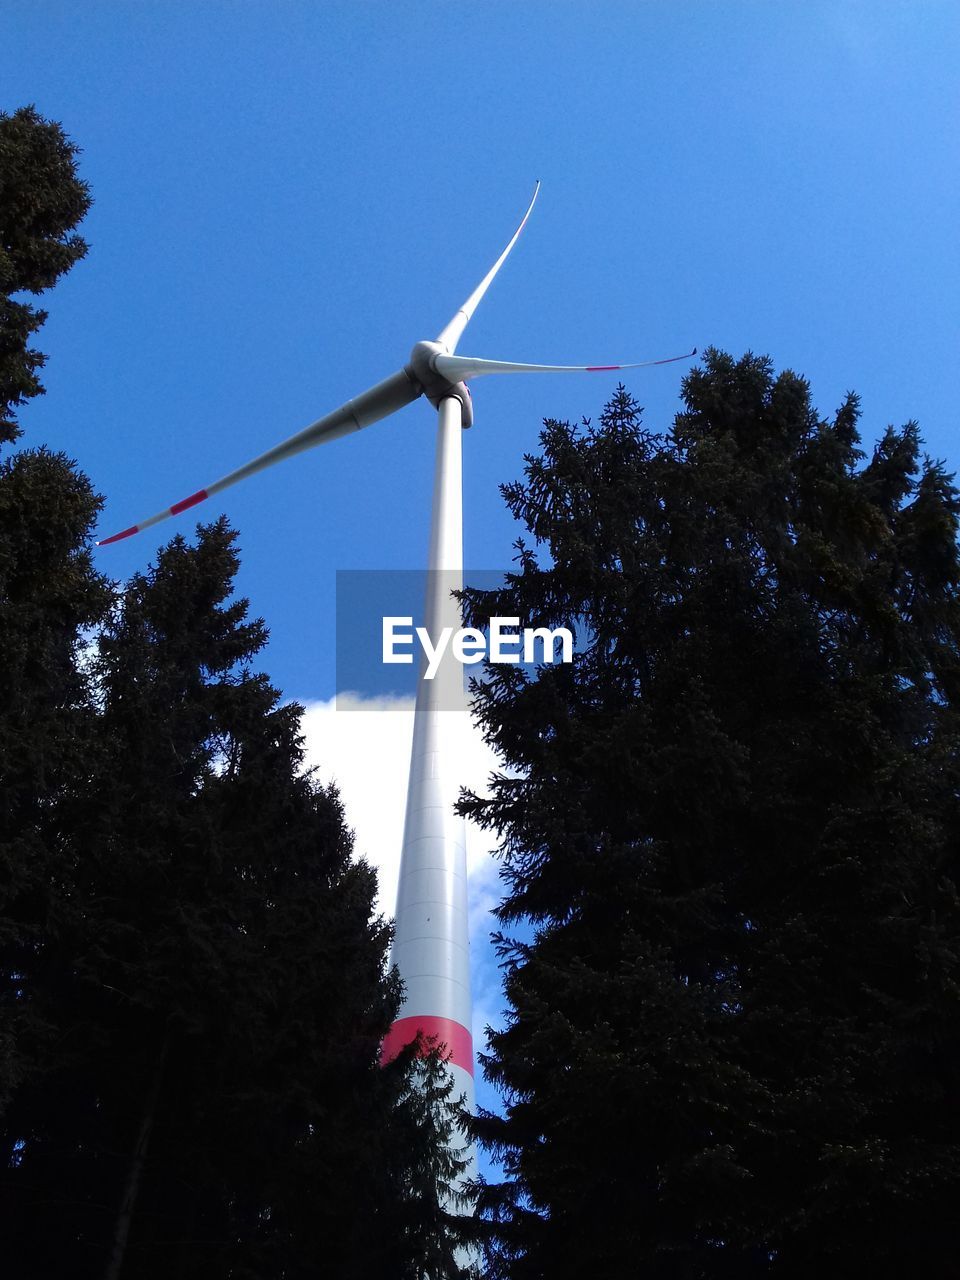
[7,2,958,697]
[6,0,959,1169]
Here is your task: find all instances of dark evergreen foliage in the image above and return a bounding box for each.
[1,517,472,1278]
[0,447,109,1110]
[0,100,103,1132]
[0,105,91,445]
[461,354,960,1278]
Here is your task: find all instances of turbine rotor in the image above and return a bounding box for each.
[96,185,696,547]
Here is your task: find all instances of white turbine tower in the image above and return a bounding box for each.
[98,184,694,1208]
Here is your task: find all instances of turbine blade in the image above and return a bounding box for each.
[97,368,421,546]
[433,347,697,383]
[435,182,540,355]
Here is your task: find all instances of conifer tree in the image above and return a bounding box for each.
[0,446,108,1110]
[2,519,473,1278]
[462,353,960,1278]
[0,105,90,444]
[0,105,103,1112]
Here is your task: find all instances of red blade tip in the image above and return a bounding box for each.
[97,525,139,546]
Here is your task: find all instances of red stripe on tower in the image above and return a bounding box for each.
[586,365,621,372]
[97,525,140,546]
[170,489,209,515]
[380,1015,474,1077]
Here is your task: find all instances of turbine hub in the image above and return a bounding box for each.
[406,341,473,428]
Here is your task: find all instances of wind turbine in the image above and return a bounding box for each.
[98,183,694,1205]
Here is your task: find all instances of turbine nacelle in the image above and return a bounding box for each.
[406,340,474,427]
